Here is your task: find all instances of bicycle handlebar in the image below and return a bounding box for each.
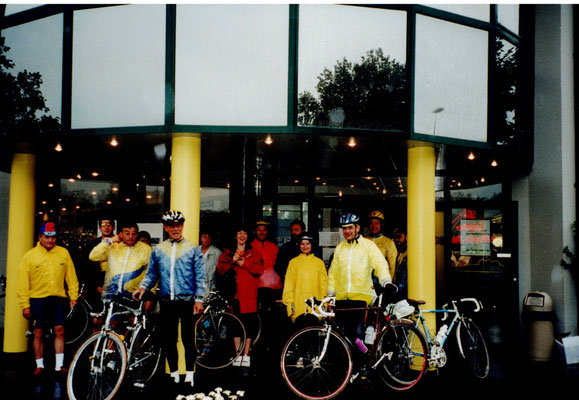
[440,297,483,321]
[305,297,335,318]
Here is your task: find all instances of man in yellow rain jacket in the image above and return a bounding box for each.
[17,222,79,375]
[328,213,395,359]
[365,210,398,279]
[89,220,151,300]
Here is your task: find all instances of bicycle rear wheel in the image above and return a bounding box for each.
[66,301,92,345]
[281,326,352,400]
[126,325,163,387]
[374,320,428,391]
[195,312,246,369]
[456,318,490,379]
[67,332,127,400]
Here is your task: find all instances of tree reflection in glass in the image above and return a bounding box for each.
[494,38,518,147]
[298,48,406,131]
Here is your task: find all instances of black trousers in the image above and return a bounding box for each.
[159,299,197,372]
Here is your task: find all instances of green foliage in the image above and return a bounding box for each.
[0,36,60,142]
[298,48,406,130]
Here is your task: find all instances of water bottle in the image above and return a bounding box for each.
[434,324,448,345]
[364,325,376,345]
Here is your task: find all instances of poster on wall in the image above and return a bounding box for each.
[459,219,491,256]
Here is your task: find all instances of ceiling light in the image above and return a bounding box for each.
[491,160,498,167]
[54,142,63,152]
[468,152,475,161]
[48,183,54,188]
[110,136,119,147]
[68,178,75,183]
[264,134,273,145]
[112,187,119,192]
[91,172,99,177]
[347,137,357,148]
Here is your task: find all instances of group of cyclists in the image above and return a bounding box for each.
[16,208,408,389]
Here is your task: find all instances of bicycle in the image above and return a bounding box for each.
[67,296,162,399]
[280,295,428,400]
[405,297,490,379]
[194,291,247,369]
[64,284,95,346]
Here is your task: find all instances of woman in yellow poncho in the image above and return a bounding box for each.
[282,233,328,325]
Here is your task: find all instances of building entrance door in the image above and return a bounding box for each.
[444,201,519,377]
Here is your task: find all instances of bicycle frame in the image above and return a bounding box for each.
[410,298,482,368]
[304,296,389,367]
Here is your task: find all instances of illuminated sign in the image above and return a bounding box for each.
[459,219,490,256]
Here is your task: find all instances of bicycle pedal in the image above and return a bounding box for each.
[133,382,145,389]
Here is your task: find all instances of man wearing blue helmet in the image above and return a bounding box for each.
[328,213,395,360]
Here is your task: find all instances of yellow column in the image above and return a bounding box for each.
[169,133,201,374]
[3,152,36,353]
[170,133,202,245]
[407,144,437,334]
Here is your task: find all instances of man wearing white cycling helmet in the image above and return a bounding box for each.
[134,210,206,387]
[328,213,395,356]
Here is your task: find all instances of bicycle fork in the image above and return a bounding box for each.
[311,325,334,368]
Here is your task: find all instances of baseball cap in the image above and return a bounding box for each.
[39,222,58,237]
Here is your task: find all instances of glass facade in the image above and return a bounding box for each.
[0,3,528,244]
[71,5,166,129]
[175,5,289,126]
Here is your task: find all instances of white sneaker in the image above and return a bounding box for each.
[241,355,250,367]
[232,356,243,367]
[184,371,194,387]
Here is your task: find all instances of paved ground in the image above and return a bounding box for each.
[1,328,577,400]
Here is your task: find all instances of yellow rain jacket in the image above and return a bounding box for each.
[89,240,151,298]
[365,234,397,278]
[328,236,391,305]
[283,253,328,321]
[17,243,79,309]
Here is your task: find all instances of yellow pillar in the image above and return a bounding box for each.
[407,144,437,334]
[169,133,202,374]
[170,133,201,245]
[3,152,36,353]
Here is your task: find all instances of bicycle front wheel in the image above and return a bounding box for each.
[456,318,490,379]
[281,326,353,400]
[374,320,428,391]
[195,312,246,369]
[65,301,91,345]
[67,332,127,400]
[126,326,163,387]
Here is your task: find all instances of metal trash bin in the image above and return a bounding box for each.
[522,291,557,361]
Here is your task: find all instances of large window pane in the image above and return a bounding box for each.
[4,4,41,15]
[3,14,63,120]
[428,4,490,22]
[414,15,488,142]
[175,5,289,126]
[497,4,519,35]
[298,5,407,130]
[71,5,165,129]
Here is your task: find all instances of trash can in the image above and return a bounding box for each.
[522,292,557,361]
